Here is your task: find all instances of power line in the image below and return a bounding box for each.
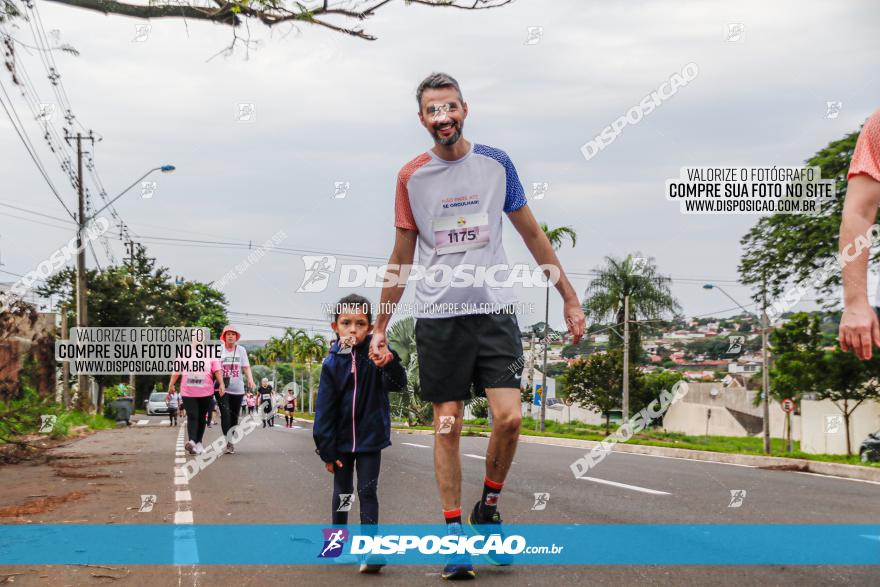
[0,77,73,219]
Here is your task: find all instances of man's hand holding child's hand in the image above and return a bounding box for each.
[369,347,393,367]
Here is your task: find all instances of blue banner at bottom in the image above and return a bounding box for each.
[0,524,878,565]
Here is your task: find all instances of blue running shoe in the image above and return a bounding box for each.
[467,501,513,566]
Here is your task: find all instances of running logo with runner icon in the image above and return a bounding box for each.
[728,489,747,508]
[139,494,157,513]
[437,415,455,434]
[297,255,337,293]
[336,493,355,512]
[39,415,57,433]
[531,492,550,511]
[318,528,349,558]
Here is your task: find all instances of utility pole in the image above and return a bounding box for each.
[126,241,136,403]
[66,131,96,411]
[761,280,771,454]
[622,295,630,421]
[60,304,70,407]
[526,333,536,419]
[538,286,550,432]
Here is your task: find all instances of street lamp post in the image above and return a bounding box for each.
[703,283,771,454]
[73,165,175,410]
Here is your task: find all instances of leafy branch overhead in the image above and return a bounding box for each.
[36,0,513,40]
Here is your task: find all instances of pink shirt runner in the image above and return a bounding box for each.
[848,108,880,182]
[179,358,222,398]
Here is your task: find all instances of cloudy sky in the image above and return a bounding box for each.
[2,0,879,340]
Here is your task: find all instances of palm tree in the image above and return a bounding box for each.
[536,223,577,432]
[387,317,432,425]
[582,254,680,363]
[280,328,308,408]
[301,334,328,413]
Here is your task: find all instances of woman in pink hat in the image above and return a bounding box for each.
[219,324,256,454]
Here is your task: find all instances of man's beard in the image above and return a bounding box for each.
[432,121,462,146]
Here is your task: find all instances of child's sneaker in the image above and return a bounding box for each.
[358,554,386,573]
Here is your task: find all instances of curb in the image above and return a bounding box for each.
[394,428,880,483]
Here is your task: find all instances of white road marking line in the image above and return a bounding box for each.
[577,476,671,495]
[402,442,430,448]
[174,511,193,524]
[795,471,880,486]
[136,419,149,426]
[176,490,192,502]
[464,453,486,460]
[175,458,186,464]
[174,475,188,486]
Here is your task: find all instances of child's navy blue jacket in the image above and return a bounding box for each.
[313,334,407,463]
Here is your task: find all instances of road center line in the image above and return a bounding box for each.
[464,453,486,460]
[577,475,671,495]
[401,442,430,448]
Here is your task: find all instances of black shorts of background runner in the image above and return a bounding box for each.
[332,451,381,525]
[182,396,212,444]
[221,393,245,439]
[416,308,524,403]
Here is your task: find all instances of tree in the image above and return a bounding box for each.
[387,317,431,426]
[770,312,880,455]
[739,128,862,306]
[635,370,684,422]
[5,1,512,44]
[582,254,680,364]
[535,222,577,432]
[814,350,880,456]
[299,333,328,411]
[769,312,823,403]
[35,245,227,408]
[562,351,641,434]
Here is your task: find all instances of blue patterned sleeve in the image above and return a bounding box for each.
[502,153,527,213]
[474,144,527,212]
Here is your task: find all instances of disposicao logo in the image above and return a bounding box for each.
[318,528,349,558]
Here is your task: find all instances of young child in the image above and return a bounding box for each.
[313,294,406,574]
[166,389,180,427]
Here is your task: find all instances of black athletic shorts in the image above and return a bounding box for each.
[415,309,524,403]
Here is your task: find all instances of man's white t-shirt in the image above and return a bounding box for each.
[220,344,250,394]
[394,143,528,319]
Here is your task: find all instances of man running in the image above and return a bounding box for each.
[257,378,275,428]
[370,72,585,579]
[840,108,880,359]
[219,325,256,453]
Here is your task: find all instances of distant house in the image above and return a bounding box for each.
[729,362,760,374]
[683,370,716,381]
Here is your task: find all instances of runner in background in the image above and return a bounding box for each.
[166,389,180,427]
[169,334,224,455]
[246,391,257,415]
[258,378,275,428]
[284,388,297,428]
[219,325,256,454]
[206,394,217,428]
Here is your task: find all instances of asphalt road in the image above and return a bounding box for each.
[2,412,879,586]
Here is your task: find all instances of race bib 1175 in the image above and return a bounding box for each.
[432,213,489,255]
